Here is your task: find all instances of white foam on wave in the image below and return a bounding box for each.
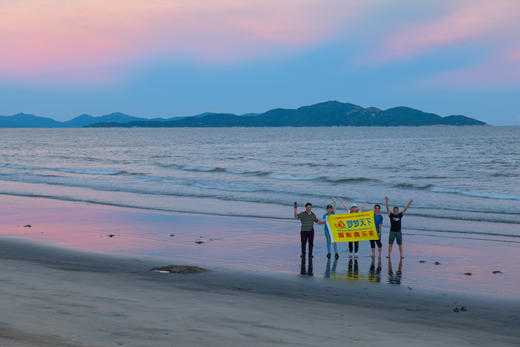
[55,168,125,175]
[431,187,520,201]
[266,173,320,181]
[157,162,325,181]
[0,163,126,176]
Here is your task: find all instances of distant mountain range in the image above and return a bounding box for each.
[0,112,182,128]
[0,101,486,128]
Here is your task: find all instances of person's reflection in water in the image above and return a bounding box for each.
[387,257,403,284]
[299,255,314,276]
[347,258,359,280]
[368,256,382,282]
[300,255,306,275]
[307,256,313,276]
[324,257,339,279]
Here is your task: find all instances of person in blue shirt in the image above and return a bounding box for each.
[370,204,384,258]
[323,199,339,259]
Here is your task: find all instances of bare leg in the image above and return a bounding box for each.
[398,244,404,258]
[371,248,375,257]
[387,244,392,258]
[378,247,382,258]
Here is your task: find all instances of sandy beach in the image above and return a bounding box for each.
[1,238,519,346]
[0,195,519,346]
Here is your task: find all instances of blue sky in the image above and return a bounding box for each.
[1,0,519,125]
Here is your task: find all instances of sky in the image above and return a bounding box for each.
[1,0,519,125]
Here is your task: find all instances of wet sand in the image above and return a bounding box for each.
[1,195,519,298]
[1,195,520,346]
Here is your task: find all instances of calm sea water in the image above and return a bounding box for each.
[0,127,519,244]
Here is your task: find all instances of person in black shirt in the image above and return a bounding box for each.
[384,196,413,259]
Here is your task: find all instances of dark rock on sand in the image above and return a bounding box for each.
[419,260,426,263]
[151,265,208,274]
[492,270,503,274]
[108,234,116,238]
[194,240,205,244]
[464,272,472,276]
[169,234,175,237]
[453,306,468,312]
[434,261,441,265]
[24,224,32,228]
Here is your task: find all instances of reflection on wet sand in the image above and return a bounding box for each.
[300,255,313,276]
[369,256,382,283]
[347,259,359,280]
[324,258,338,278]
[387,258,403,285]
[324,256,404,284]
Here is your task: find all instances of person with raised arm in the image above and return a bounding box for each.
[294,202,325,259]
[384,196,413,259]
[323,198,339,259]
[371,204,384,258]
[337,197,370,258]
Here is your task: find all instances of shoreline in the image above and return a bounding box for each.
[1,194,519,299]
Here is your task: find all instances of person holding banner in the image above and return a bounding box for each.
[294,202,325,258]
[385,196,413,259]
[370,204,384,258]
[337,197,369,258]
[323,200,339,259]
[326,207,380,253]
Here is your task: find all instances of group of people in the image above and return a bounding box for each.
[294,197,413,260]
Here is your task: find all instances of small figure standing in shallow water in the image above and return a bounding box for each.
[294,202,325,259]
[371,204,384,258]
[385,196,413,259]
[323,199,339,259]
[338,197,369,258]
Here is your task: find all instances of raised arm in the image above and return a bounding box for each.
[294,203,298,219]
[337,197,349,211]
[384,196,391,216]
[333,198,337,214]
[360,199,370,212]
[402,199,413,215]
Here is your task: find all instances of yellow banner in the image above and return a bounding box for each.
[326,211,378,242]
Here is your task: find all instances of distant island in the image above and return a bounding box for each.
[0,101,486,128]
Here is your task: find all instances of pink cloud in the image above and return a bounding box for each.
[507,48,520,62]
[375,0,520,61]
[0,0,376,85]
[421,46,520,89]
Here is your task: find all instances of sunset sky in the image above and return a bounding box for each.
[1,0,519,124]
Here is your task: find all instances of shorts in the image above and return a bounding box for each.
[370,237,383,248]
[389,231,402,245]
